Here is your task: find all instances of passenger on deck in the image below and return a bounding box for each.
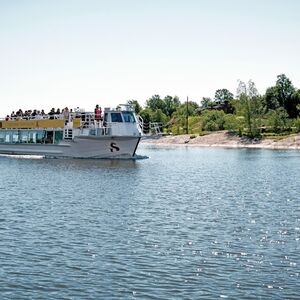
[63,107,69,119]
[74,107,81,119]
[63,107,69,125]
[48,108,55,119]
[95,105,102,124]
[22,111,28,120]
[35,110,42,119]
[16,109,23,120]
[56,108,61,117]
[31,109,37,118]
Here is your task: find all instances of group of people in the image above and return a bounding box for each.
[6,109,46,120]
[4,105,103,122]
[5,107,71,121]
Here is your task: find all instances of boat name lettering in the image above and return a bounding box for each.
[110,142,120,152]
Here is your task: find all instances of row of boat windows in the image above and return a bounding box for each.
[0,130,63,144]
[110,112,136,123]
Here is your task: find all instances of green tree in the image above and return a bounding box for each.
[289,89,300,118]
[293,117,300,133]
[236,80,263,137]
[174,101,199,117]
[276,74,295,107]
[139,108,152,124]
[151,109,168,124]
[139,107,168,125]
[139,107,168,134]
[267,108,289,133]
[264,86,280,111]
[214,89,234,104]
[127,99,142,114]
[202,110,226,131]
[163,95,181,117]
[264,74,299,117]
[146,95,165,111]
[201,97,214,109]
[224,114,243,134]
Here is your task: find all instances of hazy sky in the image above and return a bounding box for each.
[0,0,300,115]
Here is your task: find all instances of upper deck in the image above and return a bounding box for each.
[0,105,143,144]
[1,105,141,132]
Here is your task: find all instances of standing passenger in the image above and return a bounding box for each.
[63,107,69,125]
[63,107,69,119]
[95,104,102,123]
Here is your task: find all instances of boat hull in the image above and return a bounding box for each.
[0,136,141,159]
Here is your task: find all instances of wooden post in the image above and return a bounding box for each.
[186,96,189,134]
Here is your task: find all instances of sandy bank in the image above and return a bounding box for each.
[141,131,300,150]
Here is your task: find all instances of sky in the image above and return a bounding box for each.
[0,0,300,115]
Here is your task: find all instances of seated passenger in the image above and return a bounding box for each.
[56,108,61,117]
[23,110,30,120]
[16,109,23,119]
[35,110,42,119]
[31,109,37,117]
[48,108,55,119]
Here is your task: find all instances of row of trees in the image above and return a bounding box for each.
[128,74,300,137]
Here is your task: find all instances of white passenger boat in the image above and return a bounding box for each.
[0,104,143,158]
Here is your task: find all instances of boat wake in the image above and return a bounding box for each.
[132,154,149,160]
[0,153,149,160]
[0,154,45,159]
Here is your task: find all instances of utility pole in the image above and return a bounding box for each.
[186,96,189,134]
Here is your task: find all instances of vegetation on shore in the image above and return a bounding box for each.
[128,74,300,138]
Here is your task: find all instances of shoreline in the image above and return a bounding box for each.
[141,131,300,150]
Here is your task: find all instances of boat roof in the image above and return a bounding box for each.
[104,104,135,112]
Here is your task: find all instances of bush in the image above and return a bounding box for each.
[188,116,202,134]
[294,118,300,133]
[224,114,244,134]
[202,110,225,131]
[204,120,219,131]
[267,108,288,133]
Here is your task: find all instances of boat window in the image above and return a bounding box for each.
[12,131,19,143]
[111,113,123,123]
[122,112,136,123]
[5,132,11,143]
[0,132,5,142]
[20,131,29,143]
[36,131,45,143]
[29,131,36,143]
[54,131,63,143]
[45,131,54,144]
[104,113,108,122]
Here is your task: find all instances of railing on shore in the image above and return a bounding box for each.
[142,122,164,135]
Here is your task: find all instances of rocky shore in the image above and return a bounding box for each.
[141,131,300,150]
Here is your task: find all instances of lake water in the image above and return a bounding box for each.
[0,145,299,299]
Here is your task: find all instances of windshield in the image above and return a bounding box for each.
[122,111,136,123]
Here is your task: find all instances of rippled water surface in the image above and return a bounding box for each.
[0,145,299,299]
